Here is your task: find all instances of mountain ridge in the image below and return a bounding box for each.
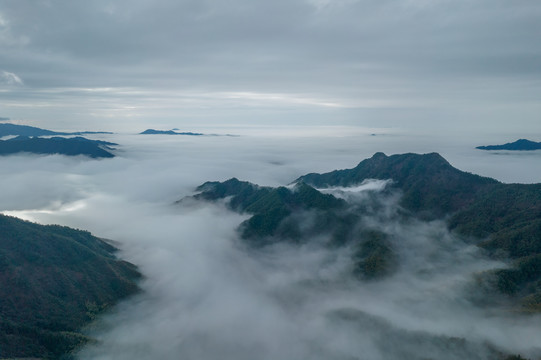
[188,152,541,311]
[0,136,117,158]
[476,139,541,151]
[297,152,499,218]
[140,129,204,136]
[0,123,112,137]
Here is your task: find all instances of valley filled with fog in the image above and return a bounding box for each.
[2,0,541,357]
[2,129,541,359]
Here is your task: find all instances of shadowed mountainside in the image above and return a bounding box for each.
[297,152,499,218]
[190,152,541,311]
[193,179,350,247]
[298,153,541,304]
[0,136,117,158]
[0,215,140,359]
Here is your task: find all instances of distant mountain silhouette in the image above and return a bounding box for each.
[0,214,140,359]
[0,136,117,158]
[0,123,112,137]
[476,139,541,151]
[140,129,203,136]
[189,152,541,311]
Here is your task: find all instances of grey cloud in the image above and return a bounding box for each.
[0,70,23,85]
[72,198,538,359]
[0,0,540,132]
[2,0,540,88]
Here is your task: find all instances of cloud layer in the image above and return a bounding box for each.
[1,133,540,359]
[0,1,540,132]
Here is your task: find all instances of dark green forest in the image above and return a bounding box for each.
[194,153,541,312]
[0,215,140,359]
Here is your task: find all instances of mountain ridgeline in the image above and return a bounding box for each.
[140,129,204,136]
[299,152,500,218]
[0,123,112,137]
[476,139,541,151]
[0,215,140,359]
[190,152,541,310]
[0,123,116,158]
[0,136,117,158]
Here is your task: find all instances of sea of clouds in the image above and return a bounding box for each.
[1,128,541,359]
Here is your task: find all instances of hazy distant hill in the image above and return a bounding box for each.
[191,152,541,311]
[0,136,117,158]
[0,215,140,359]
[140,129,203,136]
[0,123,112,137]
[476,139,541,151]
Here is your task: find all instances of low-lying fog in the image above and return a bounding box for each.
[1,128,541,359]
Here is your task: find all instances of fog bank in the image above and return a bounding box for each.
[1,130,540,359]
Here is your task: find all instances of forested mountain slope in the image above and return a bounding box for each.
[0,215,140,359]
[191,153,541,310]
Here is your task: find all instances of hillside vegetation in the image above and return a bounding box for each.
[0,215,140,359]
[192,153,541,311]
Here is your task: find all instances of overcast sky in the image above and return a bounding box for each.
[0,0,540,133]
